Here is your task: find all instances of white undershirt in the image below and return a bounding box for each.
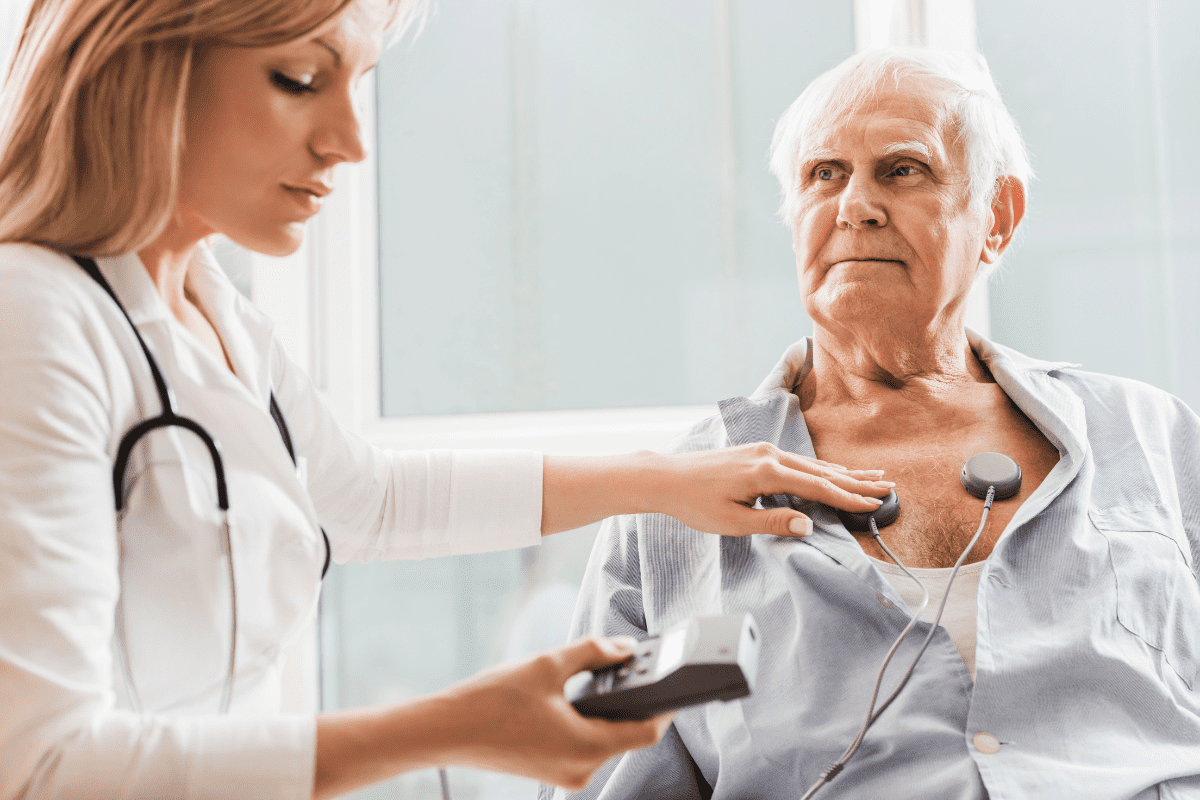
[867,557,985,679]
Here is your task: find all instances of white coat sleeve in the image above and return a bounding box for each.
[268,337,543,563]
[0,259,315,800]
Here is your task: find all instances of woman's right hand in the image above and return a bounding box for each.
[435,635,673,789]
[314,636,673,799]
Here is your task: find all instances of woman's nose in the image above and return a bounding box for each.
[836,173,887,229]
[309,90,368,165]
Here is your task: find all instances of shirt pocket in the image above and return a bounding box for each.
[1091,506,1200,689]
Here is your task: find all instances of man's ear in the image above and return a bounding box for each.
[980,176,1026,264]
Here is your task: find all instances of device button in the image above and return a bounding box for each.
[972,732,1001,754]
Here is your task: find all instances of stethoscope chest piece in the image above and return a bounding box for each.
[837,489,901,532]
[960,452,1022,500]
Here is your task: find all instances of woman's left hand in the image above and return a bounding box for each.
[541,446,893,537]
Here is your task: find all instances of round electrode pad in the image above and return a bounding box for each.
[837,489,901,532]
[960,452,1022,500]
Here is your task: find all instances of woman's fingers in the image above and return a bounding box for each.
[771,449,887,488]
[656,443,901,538]
[746,455,889,514]
[554,635,637,677]
[437,637,675,791]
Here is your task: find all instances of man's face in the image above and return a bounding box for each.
[789,77,992,339]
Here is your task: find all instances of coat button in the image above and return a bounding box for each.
[973,732,1001,754]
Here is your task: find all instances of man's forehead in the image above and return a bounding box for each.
[802,77,957,162]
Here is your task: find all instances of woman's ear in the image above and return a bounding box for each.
[980,176,1026,264]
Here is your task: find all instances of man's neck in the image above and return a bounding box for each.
[797,325,1002,449]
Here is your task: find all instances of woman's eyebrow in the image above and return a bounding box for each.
[314,38,342,67]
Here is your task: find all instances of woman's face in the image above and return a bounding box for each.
[179,5,383,256]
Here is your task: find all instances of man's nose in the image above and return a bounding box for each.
[836,173,887,229]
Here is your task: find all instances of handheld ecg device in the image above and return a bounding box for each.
[566,613,760,721]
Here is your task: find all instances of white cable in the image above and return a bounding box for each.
[800,486,996,799]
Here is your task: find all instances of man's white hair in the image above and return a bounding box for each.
[768,48,1031,276]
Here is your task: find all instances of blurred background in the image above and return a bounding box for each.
[2,0,1197,797]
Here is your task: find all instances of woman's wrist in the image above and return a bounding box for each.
[314,695,465,800]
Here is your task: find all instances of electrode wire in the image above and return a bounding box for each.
[867,485,993,725]
[799,485,996,800]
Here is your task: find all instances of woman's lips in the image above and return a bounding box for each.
[282,185,324,215]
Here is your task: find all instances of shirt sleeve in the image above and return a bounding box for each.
[0,255,316,800]
[268,337,543,563]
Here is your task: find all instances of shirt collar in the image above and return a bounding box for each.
[717,328,1091,574]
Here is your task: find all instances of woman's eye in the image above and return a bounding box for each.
[271,72,315,94]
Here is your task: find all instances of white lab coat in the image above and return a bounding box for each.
[0,243,543,799]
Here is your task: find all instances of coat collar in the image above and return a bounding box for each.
[94,243,280,406]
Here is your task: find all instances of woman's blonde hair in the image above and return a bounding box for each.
[0,0,419,257]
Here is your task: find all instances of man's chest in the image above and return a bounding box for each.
[814,425,1060,568]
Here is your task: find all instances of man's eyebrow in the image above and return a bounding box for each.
[880,140,936,161]
[796,148,841,170]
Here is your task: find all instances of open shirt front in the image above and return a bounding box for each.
[545,332,1200,800]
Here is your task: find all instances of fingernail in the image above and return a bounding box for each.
[862,495,884,506]
[873,481,896,488]
[863,470,886,477]
[788,516,813,536]
[828,463,850,472]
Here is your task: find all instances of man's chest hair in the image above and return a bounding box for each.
[840,433,1057,568]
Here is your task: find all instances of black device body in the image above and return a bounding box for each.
[567,613,759,721]
[837,488,901,531]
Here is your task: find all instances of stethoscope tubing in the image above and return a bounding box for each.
[70,254,328,716]
[114,413,229,511]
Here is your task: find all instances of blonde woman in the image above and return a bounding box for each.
[0,0,892,797]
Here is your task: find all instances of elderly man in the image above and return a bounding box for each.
[541,48,1200,800]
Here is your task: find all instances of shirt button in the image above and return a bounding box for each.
[876,593,897,610]
[973,732,1001,754]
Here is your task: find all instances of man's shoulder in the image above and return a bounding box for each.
[982,334,1196,423]
[1045,363,1196,426]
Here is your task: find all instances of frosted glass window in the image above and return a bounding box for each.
[376,0,856,416]
[980,0,1200,410]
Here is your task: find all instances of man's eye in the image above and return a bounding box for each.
[817,167,836,181]
[271,72,315,94]
[892,164,917,177]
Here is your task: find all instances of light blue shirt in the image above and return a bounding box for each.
[544,332,1200,800]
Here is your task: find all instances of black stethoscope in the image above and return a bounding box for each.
[72,255,330,713]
